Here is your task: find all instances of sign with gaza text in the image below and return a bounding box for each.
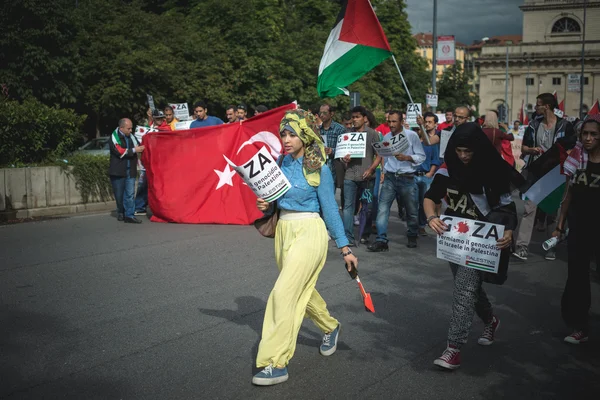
[335,132,367,159]
[224,146,291,203]
[372,133,410,157]
[169,103,190,121]
[426,94,438,107]
[406,103,422,125]
[436,215,505,274]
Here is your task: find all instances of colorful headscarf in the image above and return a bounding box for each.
[279,109,326,187]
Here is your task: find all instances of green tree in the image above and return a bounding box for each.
[0,0,82,105]
[436,62,478,114]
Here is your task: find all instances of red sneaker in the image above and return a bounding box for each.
[478,315,500,346]
[564,331,589,344]
[434,345,461,370]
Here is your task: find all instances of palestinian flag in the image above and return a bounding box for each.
[111,128,140,159]
[520,144,567,214]
[589,99,599,116]
[317,0,392,98]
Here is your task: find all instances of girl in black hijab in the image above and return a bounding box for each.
[423,123,523,370]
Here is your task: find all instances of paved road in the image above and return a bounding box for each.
[1,210,599,399]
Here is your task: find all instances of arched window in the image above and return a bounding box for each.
[551,17,581,34]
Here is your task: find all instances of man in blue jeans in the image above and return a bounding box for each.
[109,118,144,223]
[415,112,441,235]
[367,110,425,251]
[341,106,381,246]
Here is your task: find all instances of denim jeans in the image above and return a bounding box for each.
[415,175,433,228]
[375,173,419,242]
[110,172,136,218]
[343,179,375,243]
[135,171,148,212]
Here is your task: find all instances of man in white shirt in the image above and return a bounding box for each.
[367,110,426,251]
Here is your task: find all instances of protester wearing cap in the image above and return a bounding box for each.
[236,104,248,121]
[368,110,425,251]
[150,109,172,131]
[252,109,357,386]
[190,101,224,128]
[254,105,268,116]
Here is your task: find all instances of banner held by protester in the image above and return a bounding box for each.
[335,132,367,159]
[436,215,505,274]
[372,134,409,157]
[224,147,291,203]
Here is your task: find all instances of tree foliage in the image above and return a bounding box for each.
[1,0,428,138]
[436,62,479,115]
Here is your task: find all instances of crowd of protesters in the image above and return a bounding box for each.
[108,93,598,382]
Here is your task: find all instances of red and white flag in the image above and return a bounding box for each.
[142,103,296,224]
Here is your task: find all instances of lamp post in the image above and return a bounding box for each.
[504,45,509,123]
[579,0,588,119]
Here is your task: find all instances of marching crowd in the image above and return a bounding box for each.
[106,94,599,385]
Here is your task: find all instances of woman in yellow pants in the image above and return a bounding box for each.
[253,110,358,386]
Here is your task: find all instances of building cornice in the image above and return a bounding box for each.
[520,1,600,12]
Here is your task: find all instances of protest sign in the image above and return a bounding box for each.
[372,133,410,157]
[439,129,453,158]
[426,94,438,107]
[335,132,367,159]
[406,103,422,125]
[147,94,156,111]
[134,125,149,143]
[224,147,291,203]
[169,103,190,121]
[175,120,192,130]
[436,215,505,274]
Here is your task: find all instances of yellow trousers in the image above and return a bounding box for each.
[256,212,339,368]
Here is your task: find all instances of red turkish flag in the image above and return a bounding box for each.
[142,103,296,224]
[589,99,600,116]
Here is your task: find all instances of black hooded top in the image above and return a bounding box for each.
[425,123,523,229]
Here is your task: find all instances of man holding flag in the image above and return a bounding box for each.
[513,93,575,261]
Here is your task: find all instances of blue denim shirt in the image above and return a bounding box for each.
[278,155,349,248]
[417,143,441,173]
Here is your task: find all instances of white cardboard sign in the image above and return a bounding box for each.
[437,215,504,274]
[426,94,438,107]
[169,103,190,121]
[439,129,454,158]
[335,132,367,159]
[224,147,291,203]
[372,133,410,157]
[146,94,156,111]
[175,120,192,130]
[406,103,422,126]
[436,215,505,274]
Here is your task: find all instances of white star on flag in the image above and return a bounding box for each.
[214,164,237,190]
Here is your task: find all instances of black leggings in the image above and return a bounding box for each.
[561,215,599,331]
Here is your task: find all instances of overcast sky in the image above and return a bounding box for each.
[405,0,524,44]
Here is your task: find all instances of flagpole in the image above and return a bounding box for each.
[391,54,431,145]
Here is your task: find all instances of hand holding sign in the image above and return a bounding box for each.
[335,132,367,159]
[372,133,409,158]
[224,147,291,203]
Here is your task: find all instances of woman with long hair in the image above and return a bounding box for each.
[552,114,600,344]
[252,109,358,386]
[424,123,523,370]
[482,110,514,160]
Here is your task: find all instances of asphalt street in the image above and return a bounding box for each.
[1,208,599,399]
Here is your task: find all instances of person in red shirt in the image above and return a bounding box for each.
[438,109,455,131]
[481,111,514,161]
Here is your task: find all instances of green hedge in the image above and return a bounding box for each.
[0,97,86,166]
[60,153,113,204]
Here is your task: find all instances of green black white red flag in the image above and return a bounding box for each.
[317,0,392,98]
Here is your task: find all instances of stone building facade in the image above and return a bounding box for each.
[476,0,600,122]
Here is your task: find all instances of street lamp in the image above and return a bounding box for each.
[431,0,438,113]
